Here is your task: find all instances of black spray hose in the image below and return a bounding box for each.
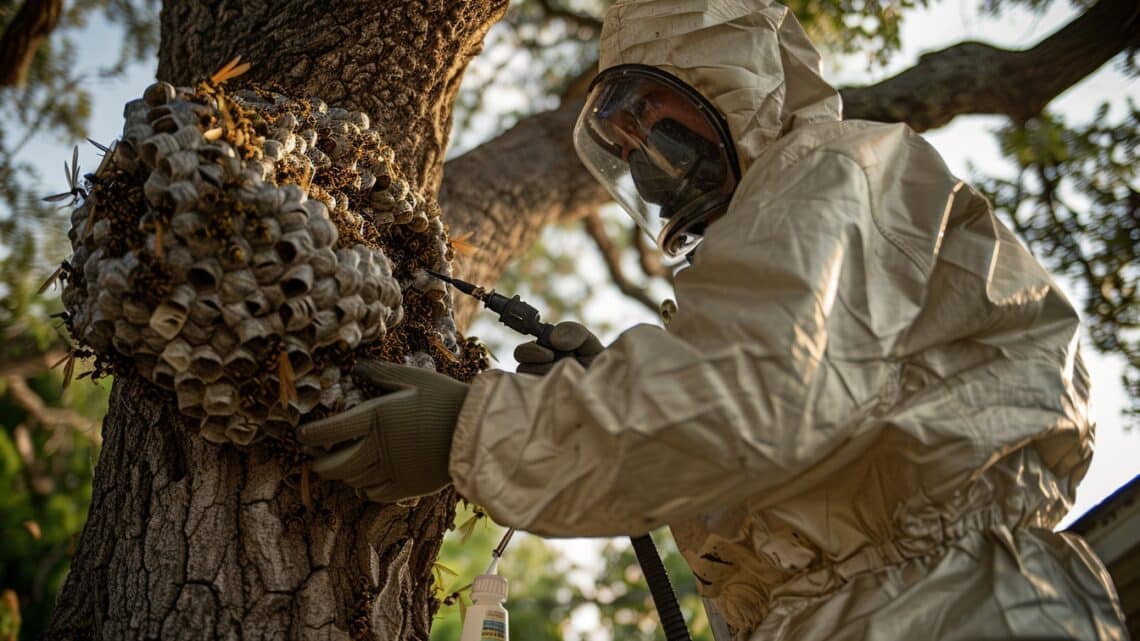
[631,534,692,641]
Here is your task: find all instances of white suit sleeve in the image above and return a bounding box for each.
[450,134,955,537]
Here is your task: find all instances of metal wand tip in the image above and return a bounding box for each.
[423,270,482,298]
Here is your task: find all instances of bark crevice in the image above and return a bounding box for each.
[49,1,508,639]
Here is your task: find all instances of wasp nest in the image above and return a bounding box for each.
[58,78,483,446]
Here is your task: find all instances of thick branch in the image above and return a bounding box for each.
[0,0,62,87]
[841,0,1140,129]
[536,0,603,32]
[632,227,670,281]
[439,96,610,328]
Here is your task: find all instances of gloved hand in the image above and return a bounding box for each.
[514,321,604,375]
[295,360,469,503]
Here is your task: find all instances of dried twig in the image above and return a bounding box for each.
[0,350,69,378]
[582,211,660,313]
[536,0,603,32]
[3,374,101,444]
[631,225,671,282]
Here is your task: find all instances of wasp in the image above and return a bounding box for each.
[42,146,86,206]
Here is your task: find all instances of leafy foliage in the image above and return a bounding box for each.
[578,532,715,641]
[784,0,929,66]
[0,234,108,641]
[0,374,106,641]
[976,102,1140,422]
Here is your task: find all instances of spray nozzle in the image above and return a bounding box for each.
[484,555,501,576]
[482,526,515,575]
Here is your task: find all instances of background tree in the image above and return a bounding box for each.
[1,0,158,232]
[0,231,109,641]
[0,0,1136,639]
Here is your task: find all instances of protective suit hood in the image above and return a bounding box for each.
[599,0,843,171]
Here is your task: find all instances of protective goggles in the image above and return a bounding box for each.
[573,65,740,257]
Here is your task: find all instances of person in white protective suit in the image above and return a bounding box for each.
[297,1,1129,639]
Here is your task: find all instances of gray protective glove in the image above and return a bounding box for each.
[295,360,468,503]
[514,321,604,375]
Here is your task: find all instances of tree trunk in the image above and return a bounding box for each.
[45,1,507,639]
[47,375,456,640]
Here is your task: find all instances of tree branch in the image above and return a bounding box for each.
[841,0,1140,129]
[632,226,670,281]
[583,211,661,313]
[0,0,63,87]
[536,0,603,33]
[0,350,67,378]
[440,96,610,327]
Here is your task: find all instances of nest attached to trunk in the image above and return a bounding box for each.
[57,77,487,446]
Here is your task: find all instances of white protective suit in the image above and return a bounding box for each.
[449,1,1128,639]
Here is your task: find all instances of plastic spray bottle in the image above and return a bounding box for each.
[459,555,509,641]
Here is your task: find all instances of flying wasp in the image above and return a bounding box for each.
[42,146,85,206]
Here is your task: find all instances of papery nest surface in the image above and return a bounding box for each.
[56,77,488,446]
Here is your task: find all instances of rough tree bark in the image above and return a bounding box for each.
[45,2,508,639]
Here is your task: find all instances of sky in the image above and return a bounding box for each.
[6,0,1138,615]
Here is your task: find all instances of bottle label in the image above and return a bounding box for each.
[480,610,506,641]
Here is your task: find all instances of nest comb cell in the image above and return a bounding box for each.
[56,63,463,445]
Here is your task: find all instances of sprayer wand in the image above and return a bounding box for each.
[427,270,549,571]
[426,270,573,360]
[427,270,693,641]
[483,527,516,576]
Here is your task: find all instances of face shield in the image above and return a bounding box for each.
[573,65,741,257]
